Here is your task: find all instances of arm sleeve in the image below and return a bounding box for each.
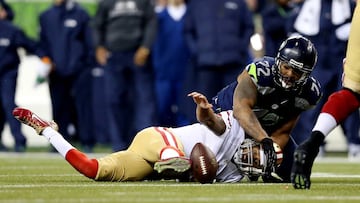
[141,0,157,49]
[36,15,51,58]
[14,27,37,55]
[183,3,197,56]
[90,1,109,47]
[238,2,254,49]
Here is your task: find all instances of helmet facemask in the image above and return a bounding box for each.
[233,138,283,177]
[274,58,311,91]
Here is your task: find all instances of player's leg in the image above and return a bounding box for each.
[1,72,27,152]
[343,2,360,94]
[341,110,360,159]
[12,107,99,179]
[292,3,360,189]
[0,99,9,151]
[291,89,360,189]
[97,126,192,181]
[72,69,96,152]
[39,126,154,181]
[132,61,157,132]
[103,53,130,151]
[94,127,191,181]
[12,107,156,181]
[313,88,360,136]
[129,127,191,175]
[42,127,156,181]
[155,80,176,127]
[311,88,360,157]
[95,150,154,181]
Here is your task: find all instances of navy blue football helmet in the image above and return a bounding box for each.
[274,36,318,91]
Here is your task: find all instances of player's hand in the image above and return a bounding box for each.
[291,131,324,189]
[260,137,277,176]
[35,57,52,86]
[96,46,109,66]
[188,92,213,109]
[38,57,52,77]
[134,46,150,66]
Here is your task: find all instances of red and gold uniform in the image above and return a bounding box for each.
[95,127,185,181]
[94,111,246,182]
[40,111,246,183]
[344,3,360,93]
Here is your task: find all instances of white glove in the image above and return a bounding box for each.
[36,59,51,78]
[34,57,51,86]
[336,23,351,41]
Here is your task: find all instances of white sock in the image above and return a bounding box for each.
[160,147,181,160]
[42,127,75,158]
[348,143,360,156]
[312,113,337,137]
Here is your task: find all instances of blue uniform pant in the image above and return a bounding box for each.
[49,69,95,149]
[91,67,109,144]
[155,79,187,127]
[0,70,26,148]
[104,51,157,151]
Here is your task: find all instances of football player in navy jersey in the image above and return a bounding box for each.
[211,36,322,182]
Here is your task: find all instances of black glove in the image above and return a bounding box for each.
[291,131,325,189]
[260,137,277,176]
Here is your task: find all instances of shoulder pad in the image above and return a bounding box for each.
[301,76,323,106]
[245,57,276,86]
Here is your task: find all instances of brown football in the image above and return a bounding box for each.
[190,142,219,184]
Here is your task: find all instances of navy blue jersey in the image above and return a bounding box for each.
[0,20,37,75]
[212,56,322,134]
[38,2,95,76]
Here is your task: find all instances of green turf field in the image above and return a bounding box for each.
[0,153,359,203]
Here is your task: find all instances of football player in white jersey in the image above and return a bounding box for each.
[13,91,282,183]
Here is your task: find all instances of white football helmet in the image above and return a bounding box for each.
[232,138,283,176]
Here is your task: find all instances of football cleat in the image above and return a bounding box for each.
[154,157,191,174]
[12,107,58,135]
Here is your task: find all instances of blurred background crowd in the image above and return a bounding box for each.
[0,0,359,159]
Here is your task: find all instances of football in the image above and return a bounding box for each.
[190,142,219,184]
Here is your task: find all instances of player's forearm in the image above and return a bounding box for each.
[232,71,267,141]
[233,106,268,142]
[197,108,225,135]
[197,105,216,126]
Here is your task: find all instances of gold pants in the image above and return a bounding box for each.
[95,127,184,181]
[343,4,360,93]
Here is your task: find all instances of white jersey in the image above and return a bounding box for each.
[171,110,245,182]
